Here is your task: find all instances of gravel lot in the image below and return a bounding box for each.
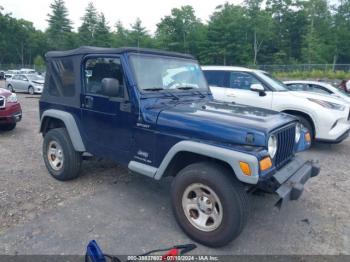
[0,84,349,255]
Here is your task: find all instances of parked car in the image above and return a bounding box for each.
[19,68,36,74]
[202,66,350,144]
[6,74,44,94]
[4,70,20,80]
[0,88,22,130]
[39,47,318,247]
[284,80,350,104]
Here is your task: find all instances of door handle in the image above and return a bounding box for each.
[227,94,236,97]
[84,96,94,108]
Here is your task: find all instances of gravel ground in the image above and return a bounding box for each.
[0,86,349,255]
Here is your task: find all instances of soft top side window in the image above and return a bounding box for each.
[84,57,125,98]
[48,58,76,97]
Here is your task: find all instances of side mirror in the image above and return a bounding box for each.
[250,83,266,96]
[101,78,120,97]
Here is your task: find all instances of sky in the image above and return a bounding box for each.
[0,0,242,33]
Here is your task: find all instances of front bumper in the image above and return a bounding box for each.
[0,103,22,124]
[34,86,43,93]
[258,156,320,208]
[317,128,350,143]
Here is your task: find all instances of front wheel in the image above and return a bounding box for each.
[28,86,35,95]
[43,128,82,181]
[297,116,314,144]
[0,123,16,131]
[171,162,249,247]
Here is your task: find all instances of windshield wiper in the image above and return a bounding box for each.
[177,86,194,90]
[176,86,206,98]
[143,87,179,100]
[143,87,165,91]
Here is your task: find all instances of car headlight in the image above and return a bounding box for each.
[6,93,17,103]
[268,135,278,158]
[307,98,345,111]
[295,123,301,143]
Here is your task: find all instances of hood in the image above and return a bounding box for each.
[0,88,12,97]
[289,90,348,105]
[148,99,296,147]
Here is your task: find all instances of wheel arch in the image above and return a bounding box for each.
[40,109,86,152]
[128,141,259,184]
[282,109,316,137]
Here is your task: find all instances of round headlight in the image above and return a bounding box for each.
[295,123,301,143]
[268,135,278,158]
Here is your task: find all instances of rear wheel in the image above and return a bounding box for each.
[28,86,34,95]
[7,84,14,92]
[171,162,249,247]
[43,128,82,181]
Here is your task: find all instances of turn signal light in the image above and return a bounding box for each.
[239,161,252,176]
[259,157,272,171]
[305,132,311,142]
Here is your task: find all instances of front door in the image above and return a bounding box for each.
[80,56,133,163]
[225,71,273,109]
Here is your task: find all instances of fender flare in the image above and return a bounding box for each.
[129,141,259,184]
[40,109,86,152]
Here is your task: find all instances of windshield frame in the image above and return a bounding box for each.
[128,53,210,95]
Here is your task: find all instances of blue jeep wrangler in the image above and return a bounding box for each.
[39,46,319,247]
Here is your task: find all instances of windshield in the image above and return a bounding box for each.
[27,75,44,81]
[255,71,288,91]
[328,83,350,97]
[129,54,208,92]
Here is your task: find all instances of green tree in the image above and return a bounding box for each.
[128,18,152,48]
[266,0,308,63]
[78,2,98,45]
[301,0,334,63]
[333,0,350,64]
[33,55,45,71]
[112,21,129,47]
[244,0,274,65]
[46,0,73,50]
[203,3,250,65]
[94,13,112,47]
[156,5,206,56]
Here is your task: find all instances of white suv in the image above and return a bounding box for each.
[202,66,350,143]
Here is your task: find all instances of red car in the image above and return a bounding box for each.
[0,88,22,130]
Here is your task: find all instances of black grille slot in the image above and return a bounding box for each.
[348,110,350,121]
[274,124,296,169]
[0,96,4,108]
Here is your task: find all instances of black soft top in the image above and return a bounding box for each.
[46,46,195,60]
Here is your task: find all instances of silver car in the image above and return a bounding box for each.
[6,74,44,94]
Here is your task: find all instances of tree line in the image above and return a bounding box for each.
[0,0,349,69]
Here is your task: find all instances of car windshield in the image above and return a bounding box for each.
[255,71,289,91]
[328,83,350,97]
[129,54,208,92]
[27,75,44,81]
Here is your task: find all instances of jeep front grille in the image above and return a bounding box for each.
[0,96,5,108]
[274,124,296,169]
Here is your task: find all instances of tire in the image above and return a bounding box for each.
[0,123,16,131]
[296,116,314,144]
[28,86,34,95]
[43,128,82,181]
[7,84,14,92]
[171,162,249,247]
